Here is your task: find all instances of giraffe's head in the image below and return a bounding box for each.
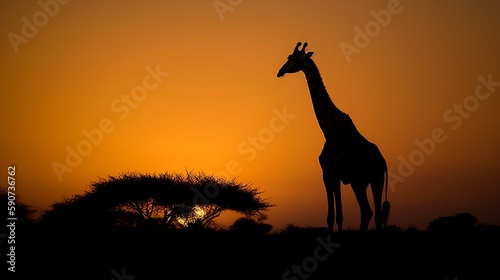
[277,42,314,78]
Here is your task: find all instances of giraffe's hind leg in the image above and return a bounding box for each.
[351,181,373,232]
[370,173,385,230]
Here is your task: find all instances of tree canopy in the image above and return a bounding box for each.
[40,171,274,230]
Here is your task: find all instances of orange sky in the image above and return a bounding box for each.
[1,0,500,231]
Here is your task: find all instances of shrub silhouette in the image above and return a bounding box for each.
[1,186,37,226]
[229,216,273,235]
[427,212,478,233]
[40,171,274,230]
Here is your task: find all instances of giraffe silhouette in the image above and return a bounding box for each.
[277,42,390,232]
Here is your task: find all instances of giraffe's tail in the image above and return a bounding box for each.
[382,168,391,229]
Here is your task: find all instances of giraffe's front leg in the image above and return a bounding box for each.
[333,182,343,232]
[319,144,339,232]
[323,172,341,233]
[324,182,334,232]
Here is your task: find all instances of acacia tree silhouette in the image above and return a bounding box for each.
[40,171,274,230]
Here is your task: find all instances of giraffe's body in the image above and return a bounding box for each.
[278,42,390,232]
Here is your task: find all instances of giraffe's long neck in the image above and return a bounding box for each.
[303,59,348,140]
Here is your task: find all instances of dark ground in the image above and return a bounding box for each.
[6,222,500,280]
